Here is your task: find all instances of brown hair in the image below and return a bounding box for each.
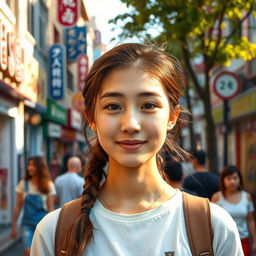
[66,43,188,255]
[220,165,243,197]
[25,156,51,194]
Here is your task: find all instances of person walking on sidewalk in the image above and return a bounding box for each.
[10,156,56,256]
[212,165,256,256]
[183,149,219,199]
[55,156,84,207]
[31,43,242,256]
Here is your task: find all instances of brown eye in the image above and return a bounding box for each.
[142,103,157,110]
[105,104,121,111]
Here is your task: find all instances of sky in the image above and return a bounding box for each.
[85,0,137,50]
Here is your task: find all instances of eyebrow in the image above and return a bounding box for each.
[100,91,162,99]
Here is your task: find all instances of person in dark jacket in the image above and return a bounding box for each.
[182,149,219,199]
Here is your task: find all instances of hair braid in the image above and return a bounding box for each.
[66,144,107,256]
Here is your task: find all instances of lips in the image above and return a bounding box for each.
[116,140,146,150]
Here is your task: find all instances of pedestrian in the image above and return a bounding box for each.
[49,152,61,181]
[31,43,242,255]
[212,165,256,256]
[10,156,56,256]
[55,156,84,207]
[182,149,219,199]
[164,160,198,195]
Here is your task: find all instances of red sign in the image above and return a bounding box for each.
[213,71,241,100]
[57,0,80,26]
[77,54,88,91]
[0,18,24,83]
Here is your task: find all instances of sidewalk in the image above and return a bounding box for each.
[2,239,23,256]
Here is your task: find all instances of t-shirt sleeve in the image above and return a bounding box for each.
[31,208,61,256]
[248,200,254,212]
[15,179,24,194]
[48,181,57,196]
[210,203,243,256]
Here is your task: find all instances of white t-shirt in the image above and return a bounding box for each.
[215,191,254,239]
[31,191,243,256]
[16,179,56,210]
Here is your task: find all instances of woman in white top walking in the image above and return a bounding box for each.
[212,165,256,256]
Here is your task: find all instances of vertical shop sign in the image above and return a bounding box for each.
[66,26,87,61]
[0,18,24,83]
[77,54,88,91]
[57,0,80,26]
[49,44,66,99]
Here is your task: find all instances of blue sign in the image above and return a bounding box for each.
[66,26,87,61]
[49,44,66,99]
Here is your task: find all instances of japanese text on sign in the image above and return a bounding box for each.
[49,44,66,99]
[66,26,87,61]
[57,0,79,26]
[77,54,88,91]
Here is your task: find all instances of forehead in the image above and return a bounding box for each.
[226,172,239,178]
[98,67,168,97]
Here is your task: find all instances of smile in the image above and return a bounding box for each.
[116,140,146,150]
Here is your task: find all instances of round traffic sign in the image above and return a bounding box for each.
[213,71,241,100]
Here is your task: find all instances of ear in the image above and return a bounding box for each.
[167,104,180,131]
[84,111,96,131]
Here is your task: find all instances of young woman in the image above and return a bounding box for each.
[212,165,256,256]
[31,43,242,255]
[10,156,56,256]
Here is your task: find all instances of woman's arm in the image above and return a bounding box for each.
[247,193,256,254]
[47,195,55,212]
[10,192,23,239]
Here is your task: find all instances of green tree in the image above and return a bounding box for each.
[111,0,256,173]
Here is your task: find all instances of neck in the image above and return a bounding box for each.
[99,157,175,213]
[224,189,240,196]
[196,165,207,172]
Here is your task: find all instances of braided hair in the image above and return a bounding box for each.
[65,43,188,255]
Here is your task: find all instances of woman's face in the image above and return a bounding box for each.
[27,160,37,176]
[223,172,240,192]
[93,67,179,169]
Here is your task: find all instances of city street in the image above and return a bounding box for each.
[2,239,23,256]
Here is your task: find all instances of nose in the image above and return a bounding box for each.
[120,107,141,133]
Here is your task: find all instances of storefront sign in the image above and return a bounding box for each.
[71,92,84,113]
[58,0,80,26]
[61,127,76,141]
[48,122,62,138]
[49,44,66,99]
[0,18,24,83]
[77,54,88,91]
[65,26,87,61]
[68,108,82,130]
[47,98,67,125]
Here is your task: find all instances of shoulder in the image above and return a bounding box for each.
[37,208,61,238]
[15,179,25,193]
[211,192,220,202]
[32,208,61,254]
[244,191,253,202]
[210,203,243,255]
[210,202,238,234]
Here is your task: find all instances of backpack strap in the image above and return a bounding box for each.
[24,180,28,192]
[182,192,214,256]
[55,197,82,256]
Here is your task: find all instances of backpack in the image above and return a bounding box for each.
[55,192,214,256]
[22,180,48,229]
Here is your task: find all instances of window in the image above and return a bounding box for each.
[27,0,34,35]
[39,16,46,50]
[67,69,74,91]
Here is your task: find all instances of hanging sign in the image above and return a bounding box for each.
[49,44,66,99]
[57,0,80,26]
[213,71,241,100]
[65,26,87,61]
[77,54,88,91]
